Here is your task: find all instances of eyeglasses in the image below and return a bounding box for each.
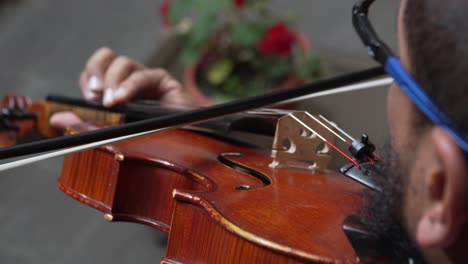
[353,0,468,154]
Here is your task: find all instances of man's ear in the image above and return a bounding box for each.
[416,127,468,248]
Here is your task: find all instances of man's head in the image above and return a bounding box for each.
[378,0,468,262]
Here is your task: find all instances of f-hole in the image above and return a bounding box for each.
[218,153,271,190]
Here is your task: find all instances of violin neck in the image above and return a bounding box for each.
[45,95,286,137]
[25,101,119,138]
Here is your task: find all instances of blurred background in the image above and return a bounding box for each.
[0,0,398,263]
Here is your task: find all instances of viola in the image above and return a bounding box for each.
[0,69,409,263]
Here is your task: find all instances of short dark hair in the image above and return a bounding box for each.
[404,0,468,133]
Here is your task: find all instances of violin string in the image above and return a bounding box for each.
[304,112,347,142]
[247,84,394,167]
[306,114,388,166]
[318,115,355,142]
[319,114,386,164]
[372,153,385,164]
[289,114,361,169]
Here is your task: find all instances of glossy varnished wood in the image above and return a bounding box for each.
[58,129,364,263]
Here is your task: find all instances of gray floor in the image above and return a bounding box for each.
[0,1,398,263]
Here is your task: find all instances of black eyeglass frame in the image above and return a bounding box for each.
[353,0,394,65]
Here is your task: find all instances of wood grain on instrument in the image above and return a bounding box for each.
[58,129,364,263]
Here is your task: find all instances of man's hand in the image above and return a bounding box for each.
[51,47,192,130]
[80,47,191,107]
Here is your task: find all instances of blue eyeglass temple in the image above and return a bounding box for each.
[353,0,468,155]
[385,57,468,154]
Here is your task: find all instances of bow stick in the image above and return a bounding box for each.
[0,67,390,171]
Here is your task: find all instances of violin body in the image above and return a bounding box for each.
[58,126,364,263]
[0,94,370,262]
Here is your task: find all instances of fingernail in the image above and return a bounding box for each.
[88,75,102,91]
[86,91,100,101]
[165,79,178,89]
[103,88,114,106]
[113,87,127,100]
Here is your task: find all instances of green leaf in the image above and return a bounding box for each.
[180,43,201,65]
[200,0,230,13]
[222,75,242,96]
[190,13,217,46]
[231,22,263,47]
[169,0,229,30]
[296,53,325,80]
[169,1,192,23]
[264,56,292,80]
[207,59,234,85]
[253,0,269,12]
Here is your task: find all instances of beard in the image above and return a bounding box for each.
[358,142,426,263]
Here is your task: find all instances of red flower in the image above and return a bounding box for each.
[233,0,247,7]
[257,22,297,57]
[160,0,172,28]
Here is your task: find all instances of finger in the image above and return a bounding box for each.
[80,71,101,101]
[82,47,116,98]
[49,111,84,131]
[109,69,185,106]
[23,96,32,107]
[14,96,24,109]
[14,95,32,109]
[102,56,143,106]
[1,95,14,108]
[158,85,194,105]
[1,95,32,109]
[104,56,143,88]
[154,72,191,105]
